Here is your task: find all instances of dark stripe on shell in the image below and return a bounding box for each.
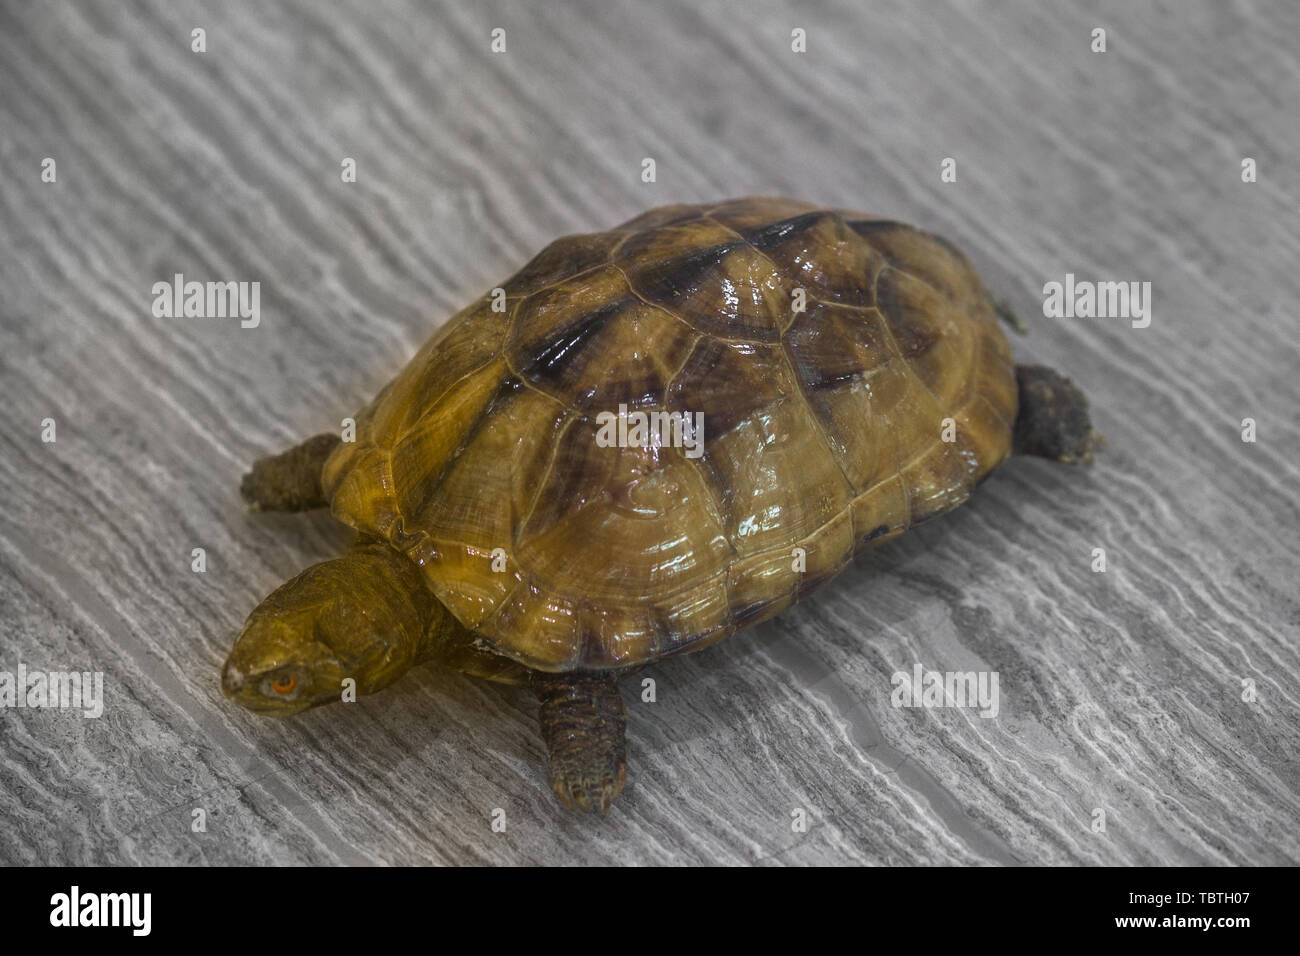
[506,232,620,295]
[632,240,747,301]
[844,218,904,237]
[741,210,827,251]
[793,569,837,604]
[516,298,628,387]
[862,523,891,542]
[405,372,528,521]
[875,269,941,357]
[731,599,776,628]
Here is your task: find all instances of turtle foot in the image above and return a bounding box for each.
[534,671,628,813]
[1012,365,1102,464]
[241,432,340,511]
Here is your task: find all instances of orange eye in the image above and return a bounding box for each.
[271,674,297,694]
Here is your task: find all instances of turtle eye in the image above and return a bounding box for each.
[271,673,297,695]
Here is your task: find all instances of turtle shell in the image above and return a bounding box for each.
[322,198,1017,672]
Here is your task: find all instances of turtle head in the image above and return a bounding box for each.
[222,541,432,716]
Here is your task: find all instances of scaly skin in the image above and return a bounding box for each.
[240,432,340,511]
[1012,365,1104,464]
[532,671,628,813]
[221,537,439,715]
[223,533,532,713]
[226,200,1105,815]
[222,531,628,812]
[228,447,617,810]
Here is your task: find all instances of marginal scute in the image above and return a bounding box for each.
[875,265,972,410]
[849,475,911,547]
[325,198,1017,671]
[398,382,570,629]
[727,507,854,631]
[482,576,581,669]
[363,298,511,441]
[387,359,510,516]
[515,425,733,605]
[323,444,395,539]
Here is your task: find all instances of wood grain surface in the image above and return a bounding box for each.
[2,0,1298,865]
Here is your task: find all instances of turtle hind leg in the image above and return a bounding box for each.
[1012,365,1104,464]
[532,671,627,813]
[240,432,341,511]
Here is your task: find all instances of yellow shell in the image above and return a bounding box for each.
[322,198,1017,672]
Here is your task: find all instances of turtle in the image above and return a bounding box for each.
[222,197,1099,813]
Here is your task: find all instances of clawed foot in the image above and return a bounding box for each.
[533,671,628,813]
[549,747,627,813]
[240,432,341,511]
[1012,365,1103,464]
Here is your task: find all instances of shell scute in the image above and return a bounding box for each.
[508,266,698,412]
[740,209,882,308]
[324,199,1017,671]
[619,225,794,342]
[504,229,627,296]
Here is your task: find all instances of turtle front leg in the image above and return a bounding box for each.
[1012,365,1104,464]
[240,433,341,511]
[532,671,628,813]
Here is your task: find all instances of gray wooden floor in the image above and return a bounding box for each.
[2,0,1298,865]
